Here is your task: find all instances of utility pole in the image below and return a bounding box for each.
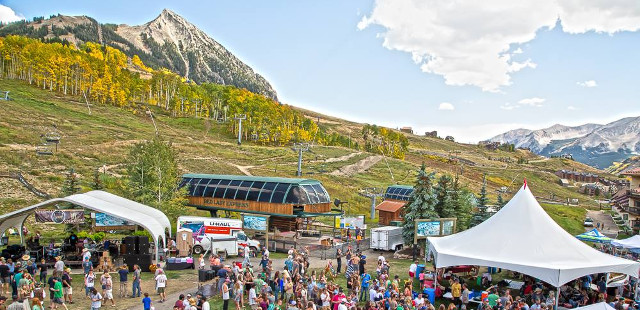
[292,143,310,176]
[359,187,385,220]
[234,114,246,145]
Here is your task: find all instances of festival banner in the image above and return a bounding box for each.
[35,210,85,224]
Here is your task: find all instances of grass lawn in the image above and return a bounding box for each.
[541,203,587,235]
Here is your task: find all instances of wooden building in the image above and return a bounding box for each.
[375,185,413,226]
[181,174,339,232]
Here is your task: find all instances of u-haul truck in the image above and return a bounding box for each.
[177,216,260,256]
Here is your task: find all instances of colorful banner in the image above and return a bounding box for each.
[335,216,365,229]
[243,215,268,231]
[35,210,84,224]
[416,221,441,237]
[95,213,134,227]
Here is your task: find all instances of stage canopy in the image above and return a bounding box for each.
[612,235,640,249]
[427,184,640,287]
[0,190,171,260]
[576,229,613,244]
[573,302,616,310]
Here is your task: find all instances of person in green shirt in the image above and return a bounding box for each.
[51,278,68,310]
[487,288,500,307]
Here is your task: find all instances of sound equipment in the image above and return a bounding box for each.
[122,254,152,272]
[108,244,118,257]
[124,236,136,245]
[126,244,135,255]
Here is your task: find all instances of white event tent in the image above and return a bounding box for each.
[573,302,616,310]
[0,190,171,260]
[427,184,640,288]
[612,235,640,250]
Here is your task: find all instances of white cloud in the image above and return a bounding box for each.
[567,105,580,110]
[0,5,24,23]
[577,80,597,87]
[359,0,640,92]
[518,97,546,107]
[438,102,455,110]
[512,48,524,55]
[500,97,545,110]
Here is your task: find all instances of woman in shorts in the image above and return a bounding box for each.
[101,272,115,307]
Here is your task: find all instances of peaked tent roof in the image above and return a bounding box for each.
[612,235,640,249]
[573,303,616,310]
[0,190,171,260]
[427,184,640,287]
[576,229,613,243]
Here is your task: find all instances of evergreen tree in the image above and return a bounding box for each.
[477,174,488,208]
[434,175,455,218]
[91,169,104,190]
[451,174,473,230]
[60,168,80,197]
[497,193,504,207]
[470,174,490,227]
[402,163,439,246]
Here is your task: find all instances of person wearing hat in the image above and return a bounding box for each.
[81,248,92,275]
[61,267,73,304]
[337,298,348,310]
[154,269,167,303]
[117,265,129,298]
[101,272,115,307]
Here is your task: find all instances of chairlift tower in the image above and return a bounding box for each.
[359,187,385,220]
[292,143,310,177]
[234,114,246,145]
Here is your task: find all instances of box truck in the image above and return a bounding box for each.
[370,226,404,251]
[177,216,261,256]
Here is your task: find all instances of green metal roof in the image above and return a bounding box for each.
[183,174,322,185]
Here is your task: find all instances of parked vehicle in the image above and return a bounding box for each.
[584,217,594,227]
[177,216,260,255]
[370,226,403,251]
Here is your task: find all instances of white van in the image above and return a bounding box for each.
[177,216,261,255]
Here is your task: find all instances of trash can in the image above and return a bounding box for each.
[424,288,436,304]
[416,264,425,278]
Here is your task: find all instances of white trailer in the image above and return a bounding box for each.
[370,226,404,251]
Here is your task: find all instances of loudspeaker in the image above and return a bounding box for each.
[136,236,149,244]
[138,254,151,272]
[136,244,150,255]
[126,244,135,255]
[123,255,137,272]
[198,269,209,282]
[124,236,136,245]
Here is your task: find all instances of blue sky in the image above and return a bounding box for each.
[2,0,640,142]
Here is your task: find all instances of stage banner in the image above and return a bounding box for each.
[242,214,268,232]
[93,213,136,231]
[35,210,84,224]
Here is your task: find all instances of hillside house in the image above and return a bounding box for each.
[621,169,640,233]
[400,127,414,134]
[425,131,438,138]
[375,185,413,226]
[555,170,598,183]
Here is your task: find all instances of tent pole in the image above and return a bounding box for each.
[554,287,560,310]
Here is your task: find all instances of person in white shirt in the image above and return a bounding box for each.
[201,296,210,310]
[369,287,377,302]
[409,260,418,283]
[154,270,168,303]
[338,298,348,310]
[415,294,425,307]
[248,286,257,310]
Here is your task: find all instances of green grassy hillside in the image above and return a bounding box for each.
[0,79,601,231]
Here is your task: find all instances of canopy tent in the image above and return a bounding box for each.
[0,190,171,260]
[612,235,640,250]
[573,302,616,310]
[576,229,613,244]
[427,184,640,287]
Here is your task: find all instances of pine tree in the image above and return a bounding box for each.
[434,175,455,218]
[91,169,104,190]
[497,193,504,207]
[60,168,80,197]
[451,174,473,230]
[402,163,439,245]
[469,174,491,227]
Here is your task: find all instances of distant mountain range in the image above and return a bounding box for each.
[489,116,640,169]
[0,9,278,100]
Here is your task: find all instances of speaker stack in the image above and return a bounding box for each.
[121,236,152,272]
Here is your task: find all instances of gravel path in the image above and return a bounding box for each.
[586,210,618,238]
